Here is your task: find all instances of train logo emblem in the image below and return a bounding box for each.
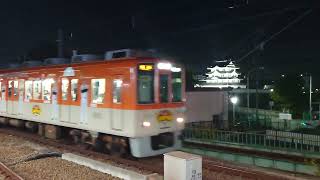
[32,105,41,116]
[157,110,173,122]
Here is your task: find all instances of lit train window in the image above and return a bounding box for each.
[8,81,13,98]
[33,80,41,100]
[25,81,33,101]
[159,75,169,103]
[137,63,154,104]
[71,79,78,101]
[61,78,69,101]
[19,79,25,98]
[42,79,54,101]
[13,81,18,97]
[113,79,122,104]
[8,81,18,98]
[91,79,105,104]
[172,72,182,102]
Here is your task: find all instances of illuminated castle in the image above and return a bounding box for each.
[195,61,246,89]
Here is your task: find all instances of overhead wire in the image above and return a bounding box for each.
[237,9,313,63]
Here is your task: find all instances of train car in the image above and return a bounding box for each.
[0,49,186,157]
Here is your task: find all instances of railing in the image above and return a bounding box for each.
[236,107,280,117]
[183,128,320,154]
[185,121,216,129]
[185,119,310,131]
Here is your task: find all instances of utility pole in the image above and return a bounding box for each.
[57,29,64,58]
[246,67,264,128]
[310,75,312,118]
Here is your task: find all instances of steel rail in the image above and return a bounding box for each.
[0,162,24,180]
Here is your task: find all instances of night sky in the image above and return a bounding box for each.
[0,0,319,82]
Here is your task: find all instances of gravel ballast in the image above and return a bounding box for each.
[13,157,120,180]
[0,133,121,180]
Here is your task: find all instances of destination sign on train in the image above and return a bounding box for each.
[139,64,153,71]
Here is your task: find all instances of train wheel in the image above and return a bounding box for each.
[38,124,45,136]
[69,129,81,144]
[25,122,38,133]
[101,135,129,157]
[94,138,105,152]
[109,137,129,157]
[0,117,9,126]
[119,138,130,158]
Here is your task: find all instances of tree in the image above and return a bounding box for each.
[271,73,308,118]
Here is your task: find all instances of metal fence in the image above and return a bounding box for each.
[183,128,320,153]
[185,121,216,129]
[233,107,317,131]
[185,119,314,131]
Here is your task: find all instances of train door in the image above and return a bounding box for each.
[159,73,170,104]
[159,72,172,129]
[60,78,79,124]
[7,80,18,115]
[80,80,89,125]
[69,79,79,124]
[111,77,124,131]
[51,80,59,121]
[0,81,6,114]
[60,78,70,123]
[17,79,25,115]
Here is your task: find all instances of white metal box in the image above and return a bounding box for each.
[164,151,202,180]
[279,113,292,120]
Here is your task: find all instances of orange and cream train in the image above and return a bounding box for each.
[0,50,186,157]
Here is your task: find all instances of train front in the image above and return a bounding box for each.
[129,60,186,157]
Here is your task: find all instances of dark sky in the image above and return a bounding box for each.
[0,0,319,79]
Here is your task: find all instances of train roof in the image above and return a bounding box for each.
[0,57,160,74]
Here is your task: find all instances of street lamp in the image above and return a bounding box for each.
[230,96,239,126]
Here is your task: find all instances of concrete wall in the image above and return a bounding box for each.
[186,91,226,123]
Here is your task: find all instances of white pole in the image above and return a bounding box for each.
[247,76,250,128]
[310,75,312,119]
[247,76,250,109]
[233,103,235,126]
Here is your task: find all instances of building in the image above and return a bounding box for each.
[195,61,246,89]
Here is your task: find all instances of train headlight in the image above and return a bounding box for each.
[171,67,181,72]
[142,121,151,127]
[176,117,184,123]
[157,62,172,70]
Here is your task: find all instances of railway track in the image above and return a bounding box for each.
[0,127,163,175]
[203,159,289,180]
[0,162,23,180]
[0,127,301,180]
